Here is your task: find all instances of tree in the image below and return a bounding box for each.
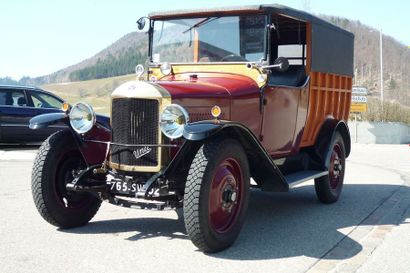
[388,78,397,90]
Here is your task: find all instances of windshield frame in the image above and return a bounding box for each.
[148,13,269,65]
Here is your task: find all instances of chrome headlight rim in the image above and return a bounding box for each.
[160,104,189,139]
[160,62,172,76]
[69,102,96,134]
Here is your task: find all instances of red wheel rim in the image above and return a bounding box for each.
[329,143,343,189]
[209,158,243,234]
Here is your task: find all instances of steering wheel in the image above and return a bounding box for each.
[220,54,247,62]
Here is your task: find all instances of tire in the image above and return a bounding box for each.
[314,132,346,203]
[31,130,101,228]
[183,138,250,253]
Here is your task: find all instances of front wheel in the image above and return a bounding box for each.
[31,130,101,228]
[183,139,250,253]
[314,132,346,203]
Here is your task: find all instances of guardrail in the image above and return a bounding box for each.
[348,121,410,144]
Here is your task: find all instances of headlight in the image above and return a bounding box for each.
[69,102,96,134]
[160,62,172,76]
[160,104,189,139]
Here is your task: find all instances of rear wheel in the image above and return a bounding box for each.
[183,139,250,253]
[314,132,346,203]
[31,130,101,228]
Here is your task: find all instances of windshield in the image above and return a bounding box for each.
[151,15,267,63]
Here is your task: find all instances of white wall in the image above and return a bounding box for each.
[349,121,410,144]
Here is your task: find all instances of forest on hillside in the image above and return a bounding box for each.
[68,49,145,81]
[325,16,410,106]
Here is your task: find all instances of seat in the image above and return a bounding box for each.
[17,97,27,106]
[268,65,307,87]
[5,94,14,106]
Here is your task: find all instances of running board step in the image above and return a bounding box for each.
[285,170,328,188]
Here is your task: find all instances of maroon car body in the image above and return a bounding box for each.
[30,4,354,253]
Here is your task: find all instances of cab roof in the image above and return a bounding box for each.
[149,4,355,77]
[148,4,352,37]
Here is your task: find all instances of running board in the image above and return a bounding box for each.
[285,170,328,188]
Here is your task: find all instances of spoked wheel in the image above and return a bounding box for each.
[32,130,101,228]
[184,139,250,253]
[314,132,346,203]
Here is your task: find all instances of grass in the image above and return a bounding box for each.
[41,74,136,115]
[42,74,410,125]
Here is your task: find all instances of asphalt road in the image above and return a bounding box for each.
[0,144,409,273]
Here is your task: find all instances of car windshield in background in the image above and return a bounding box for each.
[30,92,63,109]
[152,15,267,63]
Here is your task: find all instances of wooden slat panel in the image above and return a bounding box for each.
[300,71,352,147]
[323,74,329,116]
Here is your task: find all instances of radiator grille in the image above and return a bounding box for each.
[110,98,159,168]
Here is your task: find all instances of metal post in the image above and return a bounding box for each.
[380,29,383,110]
[355,113,358,143]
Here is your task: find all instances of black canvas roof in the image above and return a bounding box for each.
[149,4,351,36]
[149,4,354,76]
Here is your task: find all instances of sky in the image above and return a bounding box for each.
[1,0,409,80]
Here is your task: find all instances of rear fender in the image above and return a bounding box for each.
[314,118,351,168]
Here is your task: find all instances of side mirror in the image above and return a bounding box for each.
[136,17,150,32]
[273,57,289,72]
[260,57,290,72]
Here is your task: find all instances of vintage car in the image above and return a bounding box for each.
[30,4,354,252]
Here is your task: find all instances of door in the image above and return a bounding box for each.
[0,88,34,143]
[261,84,301,156]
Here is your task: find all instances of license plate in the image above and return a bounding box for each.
[107,181,143,195]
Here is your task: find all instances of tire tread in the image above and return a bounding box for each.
[31,130,101,228]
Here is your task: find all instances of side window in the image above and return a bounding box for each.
[278,45,306,65]
[0,90,27,106]
[0,90,7,105]
[268,16,307,87]
[30,92,63,109]
[270,15,307,66]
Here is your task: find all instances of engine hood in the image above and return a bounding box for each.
[111,73,261,122]
[156,72,260,101]
[155,72,261,121]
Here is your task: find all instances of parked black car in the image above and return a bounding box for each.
[0,85,68,143]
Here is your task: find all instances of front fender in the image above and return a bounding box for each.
[29,113,68,129]
[79,124,111,165]
[183,121,223,140]
[30,112,111,166]
[30,112,110,130]
[171,121,289,192]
